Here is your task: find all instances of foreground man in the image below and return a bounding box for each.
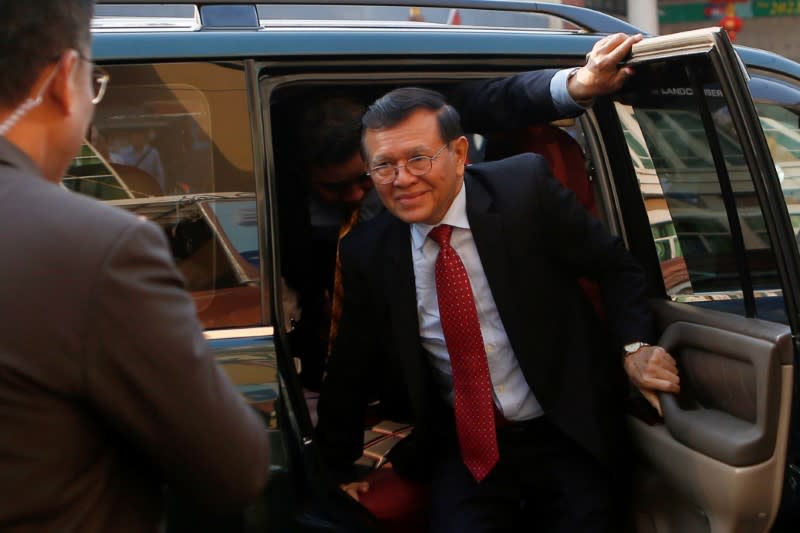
[0,2,269,530]
[317,87,680,531]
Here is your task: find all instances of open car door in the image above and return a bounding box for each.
[586,27,800,532]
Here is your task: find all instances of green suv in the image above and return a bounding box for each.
[67,1,800,531]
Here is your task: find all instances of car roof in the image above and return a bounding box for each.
[91,1,800,78]
[92,28,604,62]
[736,46,800,79]
[90,0,633,62]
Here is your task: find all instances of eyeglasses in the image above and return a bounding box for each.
[77,52,110,104]
[367,144,449,184]
[316,172,372,194]
[0,50,110,136]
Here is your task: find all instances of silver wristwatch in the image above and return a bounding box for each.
[623,341,650,357]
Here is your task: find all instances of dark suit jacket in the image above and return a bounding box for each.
[316,153,654,483]
[280,69,575,390]
[0,138,269,532]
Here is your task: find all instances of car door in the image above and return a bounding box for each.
[582,27,800,532]
[64,57,321,531]
[67,61,275,402]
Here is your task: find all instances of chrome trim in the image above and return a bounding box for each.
[673,290,784,304]
[91,21,583,35]
[203,326,274,339]
[196,200,257,286]
[92,0,642,34]
[92,15,201,32]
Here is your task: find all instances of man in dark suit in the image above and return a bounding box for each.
[278,33,646,391]
[0,2,269,531]
[316,87,681,531]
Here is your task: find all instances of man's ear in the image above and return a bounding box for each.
[453,135,469,175]
[48,51,80,116]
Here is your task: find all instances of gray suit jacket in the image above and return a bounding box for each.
[0,138,269,531]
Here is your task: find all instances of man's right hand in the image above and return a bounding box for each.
[567,33,642,104]
[340,481,370,501]
[623,345,680,417]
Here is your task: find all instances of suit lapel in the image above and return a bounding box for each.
[383,217,428,411]
[464,175,524,356]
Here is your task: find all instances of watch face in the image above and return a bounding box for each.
[624,342,644,354]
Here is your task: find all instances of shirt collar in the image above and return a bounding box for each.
[410,179,469,251]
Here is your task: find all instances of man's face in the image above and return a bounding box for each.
[364,109,467,225]
[309,152,373,208]
[130,130,148,150]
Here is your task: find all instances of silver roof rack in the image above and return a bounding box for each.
[93,1,642,34]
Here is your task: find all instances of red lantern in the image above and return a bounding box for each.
[720,15,743,41]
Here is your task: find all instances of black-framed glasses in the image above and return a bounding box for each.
[77,52,110,104]
[367,143,449,184]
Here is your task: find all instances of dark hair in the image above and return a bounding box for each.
[0,1,94,107]
[295,95,366,170]
[361,87,463,157]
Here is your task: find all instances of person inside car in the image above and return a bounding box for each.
[316,85,681,532]
[0,2,270,530]
[276,33,645,392]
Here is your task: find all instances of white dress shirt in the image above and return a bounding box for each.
[411,182,543,422]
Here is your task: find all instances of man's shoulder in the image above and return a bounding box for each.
[1,169,157,251]
[466,152,551,196]
[468,152,548,179]
[346,208,397,246]
[45,184,144,231]
[340,209,400,264]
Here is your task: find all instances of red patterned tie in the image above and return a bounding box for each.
[429,224,499,482]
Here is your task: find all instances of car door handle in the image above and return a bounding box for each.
[656,321,780,466]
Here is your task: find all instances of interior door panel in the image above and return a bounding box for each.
[658,321,781,466]
[630,300,793,532]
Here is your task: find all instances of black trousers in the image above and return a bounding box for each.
[429,416,629,533]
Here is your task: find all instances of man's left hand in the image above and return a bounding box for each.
[623,345,680,417]
[568,33,643,104]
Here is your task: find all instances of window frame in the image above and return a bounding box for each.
[588,34,800,333]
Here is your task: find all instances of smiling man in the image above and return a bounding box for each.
[278,33,644,392]
[316,87,681,531]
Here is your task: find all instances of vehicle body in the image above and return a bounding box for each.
[65,1,800,530]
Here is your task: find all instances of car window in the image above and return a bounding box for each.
[749,73,800,239]
[63,62,267,330]
[614,57,785,322]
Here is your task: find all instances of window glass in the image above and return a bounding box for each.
[63,62,266,329]
[614,57,783,320]
[748,74,800,322]
[750,74,800,236]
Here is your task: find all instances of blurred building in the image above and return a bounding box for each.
[556,1,798,60]
[658,1,800,61]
